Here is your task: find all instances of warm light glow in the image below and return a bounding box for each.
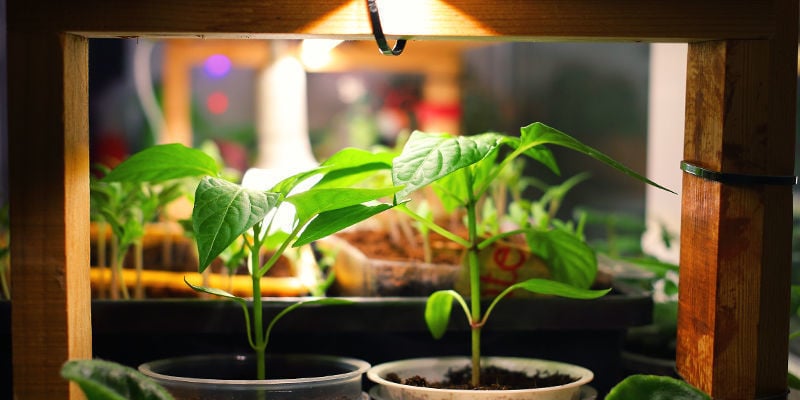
[300,39,344,69]
[303,0,496,37]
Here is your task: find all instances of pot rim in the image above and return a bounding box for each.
[138,353,370,386]
[367,356,593,394]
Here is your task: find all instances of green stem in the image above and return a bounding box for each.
[110,237,119,300]
[134,239,143,299]
[250,223,266,380]
[474,146,526,201]
[464,169,482,387]
[252,273,265,380]
[0,257,9,300]
[97,220,107,299]
[477,229,531,251]
[395,204,471,248]
[257,224,303,278]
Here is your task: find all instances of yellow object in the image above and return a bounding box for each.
[90,267,309,298]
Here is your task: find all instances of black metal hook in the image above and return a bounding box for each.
[366,0,407,56]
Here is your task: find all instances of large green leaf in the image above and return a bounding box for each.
[392,131,504,200]
[606,374,710,400]
[525,228,597,289]
[61,359,174,400]
[520,123,676,194]
[102,143,219,184]
[286,187,400,225]
[192,177,279,271]
[293,203,395,247]
[425,290,458,339]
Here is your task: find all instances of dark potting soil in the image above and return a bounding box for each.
[386,365,578,390]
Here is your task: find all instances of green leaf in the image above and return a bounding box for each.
[184,277,247,304]
[431,172,469,212]
[192,177,279,271]
[269,165,330,196]
[102,143,219,184]
[606,374,710,400]
[392,131,504,200]
[293,203,394,247]
[322,147,395,167]
[520,122,676,194]
[286,187,400,225]
[537,172,591,211]
[425,290,457,339]
[509,278,610,299]
[61,359,174,400]
[789,371,800,390]
[622,257,680,278]
[525,228,598,289]
[506,134,560,175]
[314,148,394,188]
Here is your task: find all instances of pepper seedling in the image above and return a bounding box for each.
[391,122,674,386]
[106,143,399,380]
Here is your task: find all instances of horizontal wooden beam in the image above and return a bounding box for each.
[9,0,775,42]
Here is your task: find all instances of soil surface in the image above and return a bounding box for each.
[386,365,578,390]
[336,228,465,265]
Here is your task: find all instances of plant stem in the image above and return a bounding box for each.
[252,272,265,380]
[395,205,471,248]
[464,169,482,387]
[97,221,108,299]
[0,258,9,300]
[110,238,119,300]
[134,239,143,299]
[250,224,266,380]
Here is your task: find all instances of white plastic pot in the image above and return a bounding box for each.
[367,356,594,400]
[138,353,369,400]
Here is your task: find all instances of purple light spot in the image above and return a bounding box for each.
[204,54,231,78]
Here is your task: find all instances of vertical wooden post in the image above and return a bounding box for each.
[677,2,798,396]
[9,31,91,399]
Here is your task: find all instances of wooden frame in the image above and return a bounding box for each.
[7,1,797,398]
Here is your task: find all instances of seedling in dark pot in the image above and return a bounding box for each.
[391,122,674,386]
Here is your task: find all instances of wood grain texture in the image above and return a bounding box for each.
[677,34,796,399]
[8,0,775,41]
[9,32,92,399]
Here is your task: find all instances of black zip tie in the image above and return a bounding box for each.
[681,161,798,186]
[366,0,407,56]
